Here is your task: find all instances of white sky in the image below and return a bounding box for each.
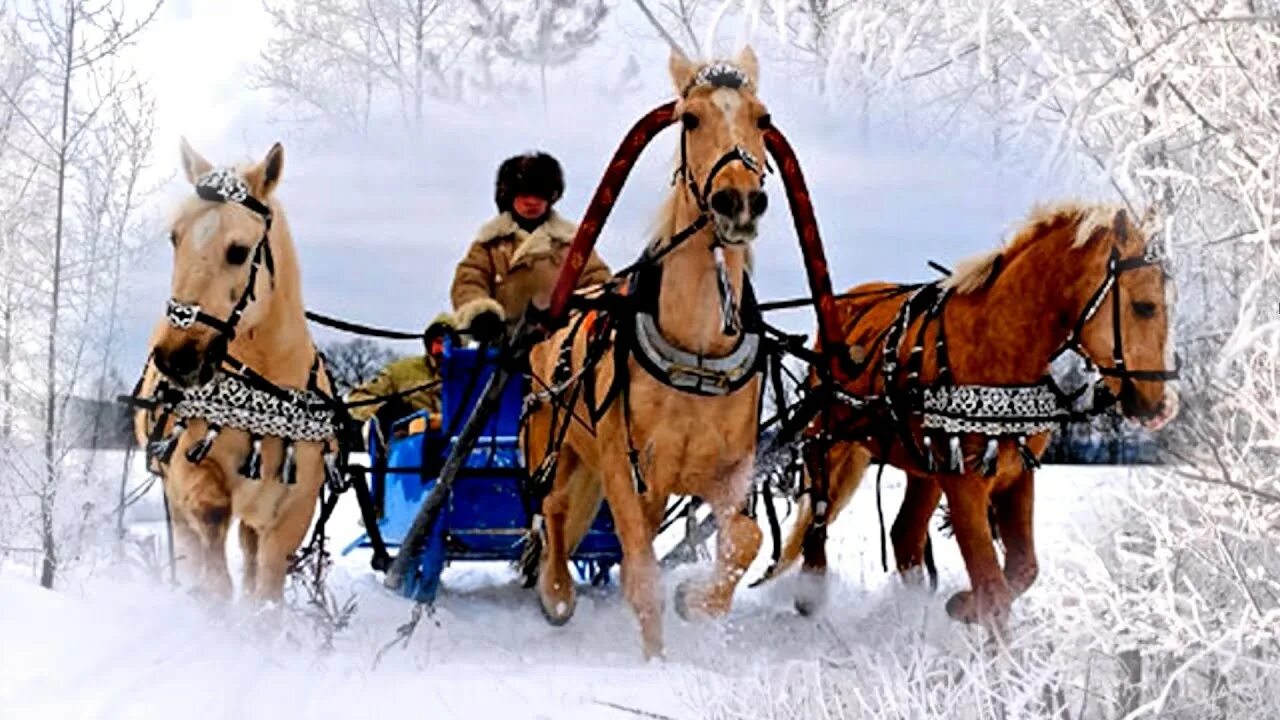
[117,0,1087,374]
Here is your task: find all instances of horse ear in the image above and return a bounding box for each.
[179,137,212,184]
[737,45,760,88]
[669,48,696,96]
[245,142,285,198]
[1112,208,1132,248]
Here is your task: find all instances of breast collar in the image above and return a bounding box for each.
[624,261,764,396]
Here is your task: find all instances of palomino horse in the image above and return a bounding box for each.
[769,202,1178,625]
[524,48,772,657]
[138,140,329,601]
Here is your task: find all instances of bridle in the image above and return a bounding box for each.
[1054,237,1180,405]
[164,168,277,367]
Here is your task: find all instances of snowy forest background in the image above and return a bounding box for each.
[1,0,1278,718]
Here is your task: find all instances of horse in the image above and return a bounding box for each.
[523,48,773,657]
[767,202,1179,626]
[137,140,330,602]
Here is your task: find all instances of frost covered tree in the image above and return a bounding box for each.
[470,0,609,111]
[0,0,159,588]
[256,0,527,135]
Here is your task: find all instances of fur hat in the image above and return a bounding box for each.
[495,152,564,212]
[424,312,459,346]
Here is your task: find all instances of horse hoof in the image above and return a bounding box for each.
[673,579,700,622]
[537,575,576,627]
[899,564,927,587]
[539,593,575,627]
[945,590,1010,626]
[945,591,978,623]
[793,569,827,617]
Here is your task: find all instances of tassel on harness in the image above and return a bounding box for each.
[239,434,263,480]
[185,425,220,464]
[1017,435,1040,470]
[323,449,345,493]
[922,435,935,472]
[712,244,740,337]
[148,420,186,465]
[282,440,298,485]
[980,437,999,477]
[948,435,963,473]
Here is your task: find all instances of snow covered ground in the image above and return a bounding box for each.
[0,458,1146,719]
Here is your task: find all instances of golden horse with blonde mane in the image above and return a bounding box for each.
[764,202,1179,626]
[134,140,331,601]
[523,48,773,657]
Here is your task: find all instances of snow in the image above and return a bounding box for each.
[0,460,1144,719]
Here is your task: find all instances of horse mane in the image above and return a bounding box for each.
[646,186,680,253]
[943,201,1124,294]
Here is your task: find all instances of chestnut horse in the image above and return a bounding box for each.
[138,140,329,601]
[769,202,1178,625]
[523,49,772,657]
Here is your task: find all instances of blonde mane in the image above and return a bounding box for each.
[942,201,1125,294]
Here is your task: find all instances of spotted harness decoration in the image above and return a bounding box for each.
[131,168,345,491]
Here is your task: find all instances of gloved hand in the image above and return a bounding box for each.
[468,309,506,345]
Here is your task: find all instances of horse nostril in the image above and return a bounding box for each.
[710,189,743,218]
[157,342,200,382]
[747,190,768,218]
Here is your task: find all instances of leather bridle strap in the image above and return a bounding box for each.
[165,171,276,344]
[1057,245,1179,384]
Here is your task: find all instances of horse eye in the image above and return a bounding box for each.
[225,244,250,266]
[757,113,772,129]
[681,112,700,130]
[1132,301,1156,319]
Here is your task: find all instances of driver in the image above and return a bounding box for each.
[450,151,611,342]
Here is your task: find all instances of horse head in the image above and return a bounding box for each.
[1074,208,1179,430]
[668,47,771,245]
[152,140,287,388]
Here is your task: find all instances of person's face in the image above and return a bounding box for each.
[428,336,446,358]
[512,194,549,220]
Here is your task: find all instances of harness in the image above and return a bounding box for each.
[627,261,764,396]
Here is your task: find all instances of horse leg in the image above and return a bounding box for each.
[600,455,664,658]
[537,450,589,625]
[191,503,232,601]
[938,474,1012,627]
[891,474,943,586]
[992,470,1038,597]
[673,466,761,620]
[239,522,260,597]
[252,449,322,602]
[794,441,871,616]
[252,500,315,602]
[166,460,234,600]
[166,503,204,585]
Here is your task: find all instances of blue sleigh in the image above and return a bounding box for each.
[344,340,622,603]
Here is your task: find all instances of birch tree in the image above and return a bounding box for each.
[0,0,159,588]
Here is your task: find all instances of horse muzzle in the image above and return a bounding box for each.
[1121,381,1180,431]
[711,188,767,245]
[153,338,218,389]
